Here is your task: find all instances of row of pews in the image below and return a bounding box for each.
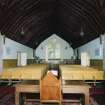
[60,65,104,80]
[0,63,104,105]
[0,64,47,80]
[0,64,104,80]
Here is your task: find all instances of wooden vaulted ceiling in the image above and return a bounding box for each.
[0,0,105,49]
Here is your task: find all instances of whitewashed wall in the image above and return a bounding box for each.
[0,35,34,59]
[0,34,3,71]
[103,35,105,70]
[35,34,74,59]
[75,37,103,59]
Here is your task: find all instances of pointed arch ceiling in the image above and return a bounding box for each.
[0,0,105,48]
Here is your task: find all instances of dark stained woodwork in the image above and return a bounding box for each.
[90,88,105,95]
[0,0,105,48]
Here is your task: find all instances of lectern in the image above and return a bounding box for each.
[40,71,62,105]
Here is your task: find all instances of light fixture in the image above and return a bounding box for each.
[80,26,84,36]
[21,27,24,35]
[35,42,38,45]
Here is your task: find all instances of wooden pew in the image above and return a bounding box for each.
[63,85,90,105]
[60,65,104,80]
[15,84,39,105]
[1,64,47,80]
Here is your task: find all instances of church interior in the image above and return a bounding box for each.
[0,0,105,105]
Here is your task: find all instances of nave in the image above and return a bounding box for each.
[0,63,105,105]
[0,1,105,104]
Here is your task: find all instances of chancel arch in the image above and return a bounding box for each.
[36,34,74,63]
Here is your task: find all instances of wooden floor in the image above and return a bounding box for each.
[0,64,104,80]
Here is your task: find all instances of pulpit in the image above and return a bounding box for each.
[40,71,62,105]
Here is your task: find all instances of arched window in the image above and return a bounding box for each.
[47,38,60,59]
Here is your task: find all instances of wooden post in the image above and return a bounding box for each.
[103,35,105,76]
[15,91,19,105]
[0,34,3,72]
